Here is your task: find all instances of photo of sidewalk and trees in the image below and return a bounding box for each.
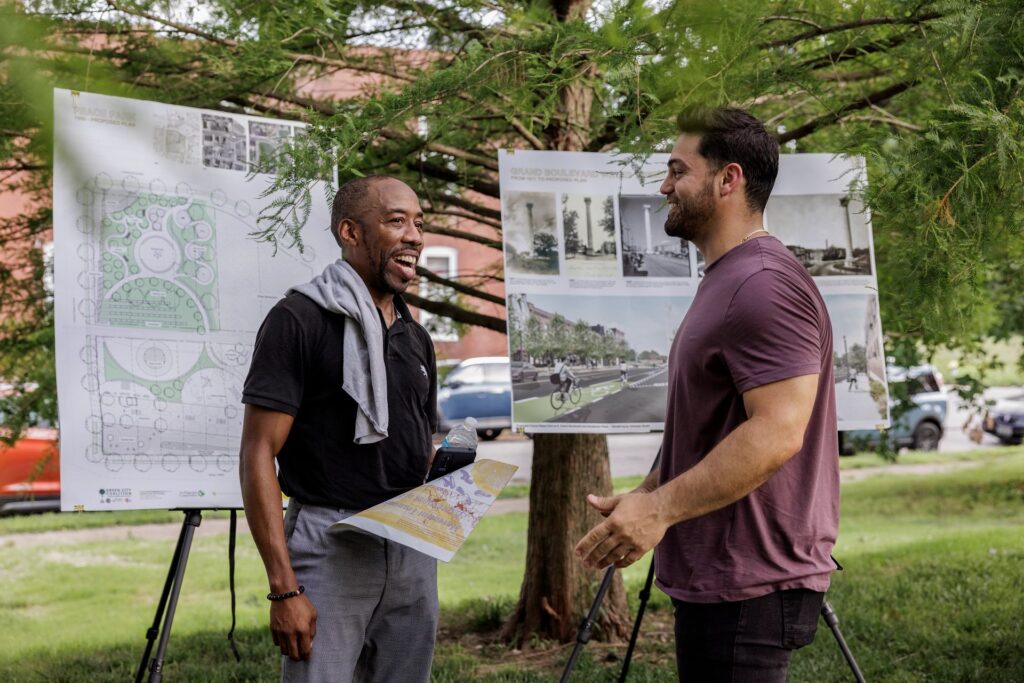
[827,293,889,425]
[507,293,691,425]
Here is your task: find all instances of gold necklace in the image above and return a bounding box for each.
[741,228,769,243]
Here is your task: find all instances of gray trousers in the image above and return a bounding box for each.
[281,500,438,683]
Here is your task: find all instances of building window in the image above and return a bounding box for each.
[419,246,459,342]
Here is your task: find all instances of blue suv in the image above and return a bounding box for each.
[839,365,948,454]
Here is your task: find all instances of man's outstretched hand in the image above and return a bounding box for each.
[270,594,317,661]
[574,491,670,569]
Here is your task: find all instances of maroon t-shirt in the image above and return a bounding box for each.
[655,236,838,603]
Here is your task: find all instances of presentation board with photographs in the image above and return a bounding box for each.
[498,150,889,434]
[53,90,337,511]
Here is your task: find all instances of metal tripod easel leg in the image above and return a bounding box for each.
[617,559,655,682]
[564,557,868,682]
[821,599,867,682]
[560,565,616,683]
[134,509,203,683]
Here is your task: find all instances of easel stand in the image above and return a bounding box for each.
[135,509,203,683]
[562,560,867,682]
[559,565,616,683]
[821,598,867,683]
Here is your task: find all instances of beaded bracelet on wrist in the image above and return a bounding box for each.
[267,585,305,602]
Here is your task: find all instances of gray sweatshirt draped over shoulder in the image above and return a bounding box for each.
[289,259,389,444]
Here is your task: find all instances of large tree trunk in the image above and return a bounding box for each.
[501,433,630,645]
[503,2,631,642]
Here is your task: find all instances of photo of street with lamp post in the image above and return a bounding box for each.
[826,293,889,426]
[766,193,874,276]
[502,191,560,276]
[618,195,692,277]
[561,193,618,277]
[507,292,692,427]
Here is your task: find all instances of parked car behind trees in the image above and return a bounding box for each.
[984,393,1024,445]
[437,357,513,441]
[510,360,539,383]
[0,422,60,515]
[840,365,948,454]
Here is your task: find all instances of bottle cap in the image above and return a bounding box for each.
[465,416,478,427]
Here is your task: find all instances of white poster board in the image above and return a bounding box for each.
[499,150,889,433]
[53,89,337,511]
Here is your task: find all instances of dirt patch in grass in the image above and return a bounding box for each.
[435,604,678,680]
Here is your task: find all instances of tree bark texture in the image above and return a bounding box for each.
[502,0,630,647]
[552,65,597,152]
[501,433,630,645]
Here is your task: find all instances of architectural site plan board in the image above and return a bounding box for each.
[53,89,337,511]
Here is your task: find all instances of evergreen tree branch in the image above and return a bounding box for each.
[423,222,502,249]
[403,291,506,332]
[916,22,955,104]
[105,1,234,46]
[380,128,499,171]
[425,191,502,221]
[87,4,544,151]
[777,80,916,142]
[424,205,502,229]
[104,0,422,84]
[408,158,500,198]
[386,0,500,41]
[221,96,296,120]
[416,266,505,305]
[936,150,998,225]
[0,161,46,172]
[842,113,923,132]
[256,89,337,116]
[761,15,823,31]
[813,68,891,82]
[759,11,943,49]
[800,31,914,70]
[470,100,546,150]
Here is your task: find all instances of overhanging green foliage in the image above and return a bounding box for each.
[1,0,1022,435]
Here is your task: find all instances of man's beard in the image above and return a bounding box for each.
[663,179,715,241]
[369,245,408,296]
[376,258,407,295]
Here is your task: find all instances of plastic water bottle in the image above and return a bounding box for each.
[440,416,479,450]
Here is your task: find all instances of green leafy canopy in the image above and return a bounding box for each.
[1,0,1023,436]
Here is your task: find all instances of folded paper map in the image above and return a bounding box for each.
[329,459,518,562]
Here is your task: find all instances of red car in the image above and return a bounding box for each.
[0,425,60,515]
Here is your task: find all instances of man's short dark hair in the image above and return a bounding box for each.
[329,175,394,247]
[676,106,779,213]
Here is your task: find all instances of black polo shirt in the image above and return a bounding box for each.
[241,291,437,510]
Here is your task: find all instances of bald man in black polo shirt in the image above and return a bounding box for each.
[239,176,439,683]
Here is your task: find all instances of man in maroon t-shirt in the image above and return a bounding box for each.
[576,106,838,682]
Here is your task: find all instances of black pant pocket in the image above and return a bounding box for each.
[781,589,824,649]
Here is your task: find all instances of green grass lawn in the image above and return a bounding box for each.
[1,449,1022,681]
[0,508,236,535]
[835,445,1011,470]
[0,447,996,535]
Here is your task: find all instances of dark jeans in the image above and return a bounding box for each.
[673,589,824,682]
